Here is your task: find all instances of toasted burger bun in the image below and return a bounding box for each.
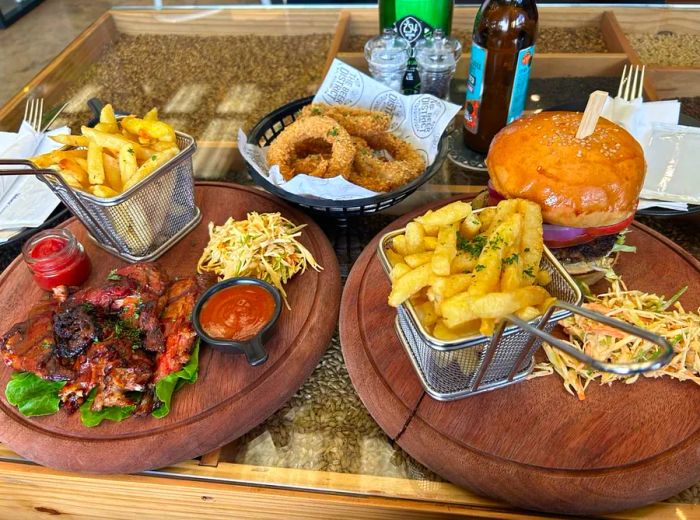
[487,111,646,228]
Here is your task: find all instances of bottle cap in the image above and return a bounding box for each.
[364,28,411,72]
[415,29,463,72]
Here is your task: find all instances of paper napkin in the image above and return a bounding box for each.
[0,122,68,235]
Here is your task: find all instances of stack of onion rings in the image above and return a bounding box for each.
[266,104,426,192]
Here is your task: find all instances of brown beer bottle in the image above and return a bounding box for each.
[463,0,538,153]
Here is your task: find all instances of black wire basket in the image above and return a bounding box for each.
[246,96,448,218]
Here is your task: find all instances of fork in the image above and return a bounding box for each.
[617,64,646,102]
[22,98,44,132]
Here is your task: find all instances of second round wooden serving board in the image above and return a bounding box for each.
[340,196,700,515]
[0,182,341,474]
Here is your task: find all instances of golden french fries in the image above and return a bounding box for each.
[386,199,554,340]
[30,105,178,199]
[86,141,105,185]
[49,134,89,148]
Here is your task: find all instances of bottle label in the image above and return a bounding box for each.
[464,41,487,135]
[506,45,535,123]
[393,15,435,95]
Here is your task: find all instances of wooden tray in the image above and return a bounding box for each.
[0,182,341,474]
[340,196,700,515]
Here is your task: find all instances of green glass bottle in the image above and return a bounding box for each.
[379,0,455,94]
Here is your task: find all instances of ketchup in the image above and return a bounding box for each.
[200,284,276,341]
[22,228,91,291]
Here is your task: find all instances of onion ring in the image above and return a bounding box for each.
[299,103,391,141]
[349,134,426,192]
[267,115,355,180]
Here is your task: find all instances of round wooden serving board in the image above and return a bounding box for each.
[340,196,700,515]
[0,182,341,474]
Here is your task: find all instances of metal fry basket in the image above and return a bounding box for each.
[0,132,200,262]
[378,223,674,401]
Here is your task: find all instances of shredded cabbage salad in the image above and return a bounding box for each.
[531,272,699,400]
[197,212,321,307]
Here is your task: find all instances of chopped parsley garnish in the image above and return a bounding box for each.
[107,269,122,281]
[488,235,505,249]
[524,247,531,252]
[457,234,486,257]
[523,266,535,278]
[112,319,142,343]
[311,107,322,115]
[127,147,135,155]
[502,253,519,265]
[81,302,95,313]
[474,264,486,272]
[151,155,157,161]
[328,127,339,137]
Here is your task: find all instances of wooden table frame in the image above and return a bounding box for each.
[0,5,699,518]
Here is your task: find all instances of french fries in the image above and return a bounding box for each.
[30,104,178,199]
[385,199,552,340]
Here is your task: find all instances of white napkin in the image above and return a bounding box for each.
[0,122,67,236]
[637,198,688,212]
[601,97,680,146]
[640,123,700,205]
[601,97,695,209]
[239,59,461,201]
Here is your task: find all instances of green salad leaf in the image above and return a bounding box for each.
[152,340,200,419]
[5,372,66,417]
[79,388,136,427]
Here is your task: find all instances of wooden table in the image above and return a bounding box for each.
[0,5,699,519]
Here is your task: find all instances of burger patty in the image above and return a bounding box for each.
[550,234,617,265]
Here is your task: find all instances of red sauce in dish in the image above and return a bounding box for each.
[200,284,276,341]
[22,229,91,291]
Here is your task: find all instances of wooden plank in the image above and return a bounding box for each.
[647,67,700,99]
[0,457,696,520]
[324,11,351,76]
[0,12,118,131]
[612,6,700,34]
[336,52,629,79]
[199,449,222,468]
[110,8,343,37]
[599,12,659,100]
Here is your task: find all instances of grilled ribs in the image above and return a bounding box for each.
[0,263,204,416]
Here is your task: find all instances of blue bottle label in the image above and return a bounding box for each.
[464,41,487,135]
[506,45,535,123]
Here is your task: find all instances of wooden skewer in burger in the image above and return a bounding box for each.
[484,91,646,285]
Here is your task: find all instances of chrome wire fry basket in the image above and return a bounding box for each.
[378,225,674,401]
[0,132,200,263]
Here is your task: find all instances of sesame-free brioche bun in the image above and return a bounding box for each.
[487,111,645,228]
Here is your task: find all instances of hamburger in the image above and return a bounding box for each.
[485,111,646,284]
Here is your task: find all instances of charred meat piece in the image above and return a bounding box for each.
[115,263,169,296]
[69,278,138,309]
[52,304,101,359]
[155,276,207,381]
[0,300,74,381]
[60,339,154,413]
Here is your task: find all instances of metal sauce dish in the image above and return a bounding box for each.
[192,277,282,366]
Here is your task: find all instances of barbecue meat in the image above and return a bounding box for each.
[0,300,73,381]
[155,277,200,380]
[60,339,154,413]
[52,304,101,359]
[68,263,168,353]
[0,263,201,419]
